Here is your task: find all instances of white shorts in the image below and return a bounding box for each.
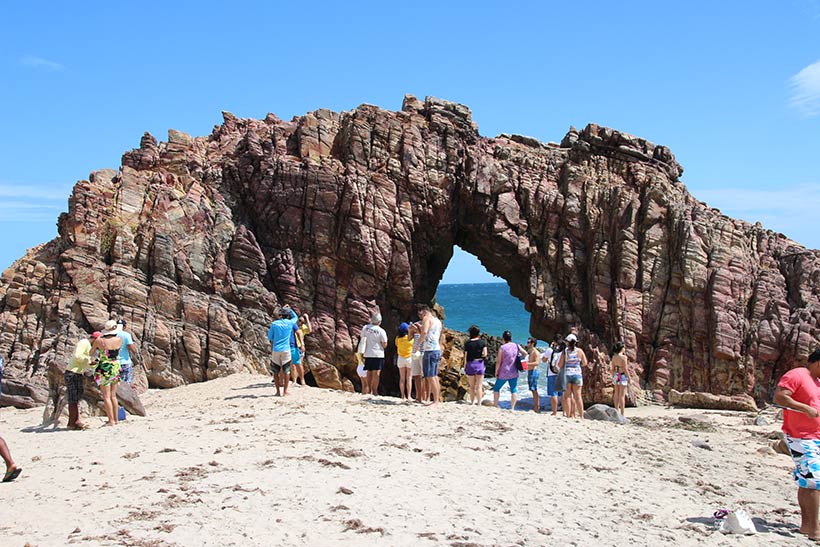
[411,352,423,376]
[356,363,367,378]
[397,356,412,369]
[272,351,292,366]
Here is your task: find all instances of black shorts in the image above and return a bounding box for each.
[363,357,384,372]
[64,370,85,404]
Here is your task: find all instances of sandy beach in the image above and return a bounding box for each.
[0,374,813,546]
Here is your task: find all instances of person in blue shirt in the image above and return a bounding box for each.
[267,306,299,396]
[115,318,138,384]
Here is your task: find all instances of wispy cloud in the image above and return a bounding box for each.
[19,55,63,71]
[789,60,820,117]
[694,184,820,249]
[0,183,68,222]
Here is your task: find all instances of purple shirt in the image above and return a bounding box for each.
[497,342,520,380]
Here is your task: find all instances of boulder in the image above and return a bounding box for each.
[668,390,758,412]
[584,404,628,424]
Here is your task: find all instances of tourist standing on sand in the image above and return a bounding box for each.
[542,341,559,415]
[356,352,369,394]
[463,325,487,405]
[774,348,820,540]
[0,355,22,482]
[91,321,123,426]
[610,341,628,416]
[417,305,443,407]
[297,314,312,386]
[409,322,424,403]
[524,338,541,412]
[493,331,526,411]
[555,334,588,419]
[268,306,299,396]
[115,319,139,385]
[290,321,306,387]
[358,311,388,396]
[65,331,101,430]
[395,323,414,401]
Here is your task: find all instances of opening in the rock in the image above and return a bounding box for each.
[437,247,531,344]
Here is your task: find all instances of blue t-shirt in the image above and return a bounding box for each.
[117,331,134,363]
[268,310,298,352]
[289,323,299,348]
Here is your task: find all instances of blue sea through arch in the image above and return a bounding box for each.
[436,248,550,409]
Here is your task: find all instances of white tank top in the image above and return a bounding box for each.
[422,317,442,351]
[564,348,582,375]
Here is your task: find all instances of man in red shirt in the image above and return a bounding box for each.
[774,348,820,539]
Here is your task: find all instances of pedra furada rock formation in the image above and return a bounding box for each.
[1,94,819,411]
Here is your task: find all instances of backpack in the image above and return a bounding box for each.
[514,353,524,372]
[549,352,560,375]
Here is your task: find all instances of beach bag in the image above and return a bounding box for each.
[514,353,524,372]
[549,354,560,375]
[718,509,757,535]
[554,352,567,392]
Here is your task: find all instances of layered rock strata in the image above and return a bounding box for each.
[1,95,818,408]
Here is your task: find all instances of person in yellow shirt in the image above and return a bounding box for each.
[395,322,414,401]
[65,331,101,430]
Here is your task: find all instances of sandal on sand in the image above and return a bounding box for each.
[2,467,22,482]
[68,423,90,431]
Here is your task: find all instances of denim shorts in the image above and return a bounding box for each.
[493,377,518,393]
[422,350,441,378]
[527,368,540,391]
[566,373,583,386]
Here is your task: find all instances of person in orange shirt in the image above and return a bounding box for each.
[774,348,820,540]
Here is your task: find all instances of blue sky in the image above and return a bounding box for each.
[1,1,818,285]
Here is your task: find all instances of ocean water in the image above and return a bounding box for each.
[436,282,550,409]
[436,282,533,344]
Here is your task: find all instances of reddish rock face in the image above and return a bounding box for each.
[1,95,818,408]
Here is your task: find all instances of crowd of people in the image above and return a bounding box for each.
[344,304,628,418]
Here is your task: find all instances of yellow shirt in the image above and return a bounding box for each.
[300,324,310,336]
[395,335,413,358]
[67,338,94,374]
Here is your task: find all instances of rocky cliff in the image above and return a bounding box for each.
[1,95,818,408]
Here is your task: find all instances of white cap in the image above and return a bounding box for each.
[565,333,578,342]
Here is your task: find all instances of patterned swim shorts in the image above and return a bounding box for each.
[64,370,85,404]
[119,361,134,383]
[786,436,820,489]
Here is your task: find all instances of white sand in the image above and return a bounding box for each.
[0,374,812,546]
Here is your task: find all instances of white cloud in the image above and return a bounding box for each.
[19,55,63,71]
[693,184,820,249]
[789,60,820,117]
[0,184,70,201]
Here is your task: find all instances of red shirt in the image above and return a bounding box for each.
[778,367,820,439]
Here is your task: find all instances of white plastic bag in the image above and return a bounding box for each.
[718,509,757,535]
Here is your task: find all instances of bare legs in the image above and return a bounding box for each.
[295,364,306,386]
[562,391,572,417]
[467,375,483,405]
[275,367,290,396]
[798,487,820,538]
[424,377,440,407]
[531,389,540,413]
[399,367,412,400]
[568,383,584,419]
[367,370,380,396]
[550,394,558,416]
[360,375,370,395]
[100,383,119,425]
[492,382,516,410]
[614,384,626,416]
[412,375,422,402]
[0,436,17,473]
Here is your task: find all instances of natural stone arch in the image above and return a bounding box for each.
[1,95,818,409]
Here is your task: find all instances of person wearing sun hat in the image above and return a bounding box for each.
[91,320,123,426]
[64,330,102,430]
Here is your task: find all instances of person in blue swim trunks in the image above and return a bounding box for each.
[492,331,526,411]
[524,338,541,412]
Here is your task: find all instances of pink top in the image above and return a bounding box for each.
[779,367,820,440]
[497,342,520,380]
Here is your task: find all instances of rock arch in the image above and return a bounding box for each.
[1,95,818,408]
